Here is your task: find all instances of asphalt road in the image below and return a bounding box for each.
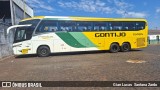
[0,45,160,90]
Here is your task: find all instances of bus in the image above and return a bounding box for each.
[9,16,148,57]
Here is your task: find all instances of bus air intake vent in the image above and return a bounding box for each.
[137,38,145,47]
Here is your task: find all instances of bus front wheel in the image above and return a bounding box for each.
[109,43,120,53]
[37,46,50,57]
[120,43,131,52]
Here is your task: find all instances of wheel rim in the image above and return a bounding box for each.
[123,44,129,51]
[41,49,47,55]
[113,45,118,51]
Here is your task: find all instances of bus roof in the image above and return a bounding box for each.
[21,16,147,22]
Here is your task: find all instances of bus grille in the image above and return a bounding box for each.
[137,38,145,47]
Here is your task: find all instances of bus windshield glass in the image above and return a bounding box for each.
[14,19,40,43]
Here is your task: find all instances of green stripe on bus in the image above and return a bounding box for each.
[69,32,96,47]
[56,32,85,48]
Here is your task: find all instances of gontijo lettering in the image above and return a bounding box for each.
[95,32,126,37]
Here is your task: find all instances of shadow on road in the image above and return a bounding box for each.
[15,49,142,58]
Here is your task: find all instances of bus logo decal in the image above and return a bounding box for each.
[95,32,126,37]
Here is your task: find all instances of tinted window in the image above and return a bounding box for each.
[14,19,40,43]
[14,27,33,43]
[108,22,123,30]
[123,22,136,30]
[59,21,76,31]
[77,22,92,31]
[35,20,146,33]
[36,20,58,33]
[19,19,40,34]
[93,22,107,31]
[19,19,40,27]
[135,22,145,30]
[15,29,26,41]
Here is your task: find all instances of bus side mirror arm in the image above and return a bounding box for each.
[7,24,32,35]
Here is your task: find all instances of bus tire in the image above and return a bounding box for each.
[109,43,120,53]
[120,43,131,52]
[37,46,50,57]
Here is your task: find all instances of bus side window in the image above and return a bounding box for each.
[110,22,123,31]
[135,22,145,30]
[100,27,105,31]
[93,22,106,31]
[110,27,113,30]
[35,20,58,34]
[60,27,65,31]
[77,22,92,32]
[51,27,58,32]
[108,23,112,30]
[123,22,135,30]
[125,27,128,30]
[94,26,98,31]
[59,21,76,32]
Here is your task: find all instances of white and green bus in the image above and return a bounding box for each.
[8,16,148,57]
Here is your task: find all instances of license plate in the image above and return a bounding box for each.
[22,49,28,54]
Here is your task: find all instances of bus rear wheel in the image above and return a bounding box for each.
[37,46,50,57]
[120,43,131,52]
[109,43,120,53]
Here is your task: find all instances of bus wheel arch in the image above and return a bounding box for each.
[109,42,120,53]
[37,45,51,57]
[120,42,131,52]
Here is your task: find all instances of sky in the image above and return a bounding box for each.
[26,0,160,30]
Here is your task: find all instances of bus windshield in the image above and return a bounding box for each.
[14,19,40,43]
